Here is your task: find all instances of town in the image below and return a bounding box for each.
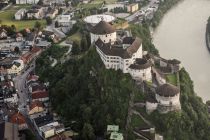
[0,0,210,140]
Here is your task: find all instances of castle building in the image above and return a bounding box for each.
[90,20,117,44]
[146,83,181,114]
[91,20,152,82]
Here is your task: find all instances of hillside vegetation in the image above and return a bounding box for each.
[36,47,144,139]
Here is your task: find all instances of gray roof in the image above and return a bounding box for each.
[90,20,115,35]
[95,37,142,59]
[156,83,179,97]
[129,58,152,70]
[168,59,181,65]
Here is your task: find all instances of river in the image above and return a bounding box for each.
[153,0,210,102]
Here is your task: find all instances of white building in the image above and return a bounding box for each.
[91,20,152,82]
[16,0,39,4]
[90,20,116,44]
[4,93,18,104]
[146,83,181,114]
[127,3,139,13]
[128,58,152,81]
[57,14,72,27]
[15,8,27,20]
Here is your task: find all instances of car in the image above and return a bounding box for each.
[21,90,23,93]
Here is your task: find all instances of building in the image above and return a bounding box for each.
[57,14,72,27]
[15,8,27,20]
[16,0,39,4]
[47,9,58,19]
[0,122,20,140]
[16,32,24,42]
[127,3,139,13]
[27,6,44,19]
[0,58,24,75]
[21,47,42,64]
[107,125,119,133]
[0,29,7,39]
[82,0,90,4]
[33,115,65,139]
[31,91,49,102]
[146,83,181,114]
[10,112,28,130]
[110,132,123,140]
[90,20,152,82]
[89,20,116,44]
[28,100,47,119]
[95,37,143,73]
[128,58,152,81]
[84,14,115,25]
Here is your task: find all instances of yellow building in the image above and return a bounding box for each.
[127,3,139,13]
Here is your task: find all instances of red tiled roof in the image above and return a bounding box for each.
[21,47,42,64]
[30,100,44,110]
[32,91,49,99]
[27,74,39,81]
[31,46,42,53]
[32,84,46,93]
[48,134,72,140]
[10,112,26,125]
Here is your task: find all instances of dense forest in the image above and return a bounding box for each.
[36,47,144,139]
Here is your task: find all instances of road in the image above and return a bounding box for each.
[13,60,43,140]
[13,60,35,113]
[125,0,159,22]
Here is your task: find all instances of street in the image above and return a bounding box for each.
[125,0,159,22]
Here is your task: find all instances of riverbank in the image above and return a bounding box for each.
[205,26,210,51]
[151,0,183,28]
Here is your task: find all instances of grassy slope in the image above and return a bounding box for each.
[0,5,46,31]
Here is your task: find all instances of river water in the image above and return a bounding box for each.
[153,0,210,102]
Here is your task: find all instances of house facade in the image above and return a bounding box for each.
[15,8,27,20]
[127,3,139,13]
[16,0,39,4]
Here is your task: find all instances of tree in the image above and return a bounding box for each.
[14,46,20,54]
[11,25,16,32]
[58,8,63,15]
[46,17,52,25]
[55,21,59,28]
[81,35,88,52]
[82,123,95,140]
[37,0,43,5]
[34,21,41,30]
[71,42,80,55]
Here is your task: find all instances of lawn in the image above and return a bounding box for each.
[166,73,177,86]
[77,3,102,9]
[77,0,117,9]
[131,114,147,128]
[69,32,82,44]
[0,5,46,31]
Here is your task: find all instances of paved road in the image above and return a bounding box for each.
[14,61,35,113]
[13,60,43,140]
[125,0,158,22]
